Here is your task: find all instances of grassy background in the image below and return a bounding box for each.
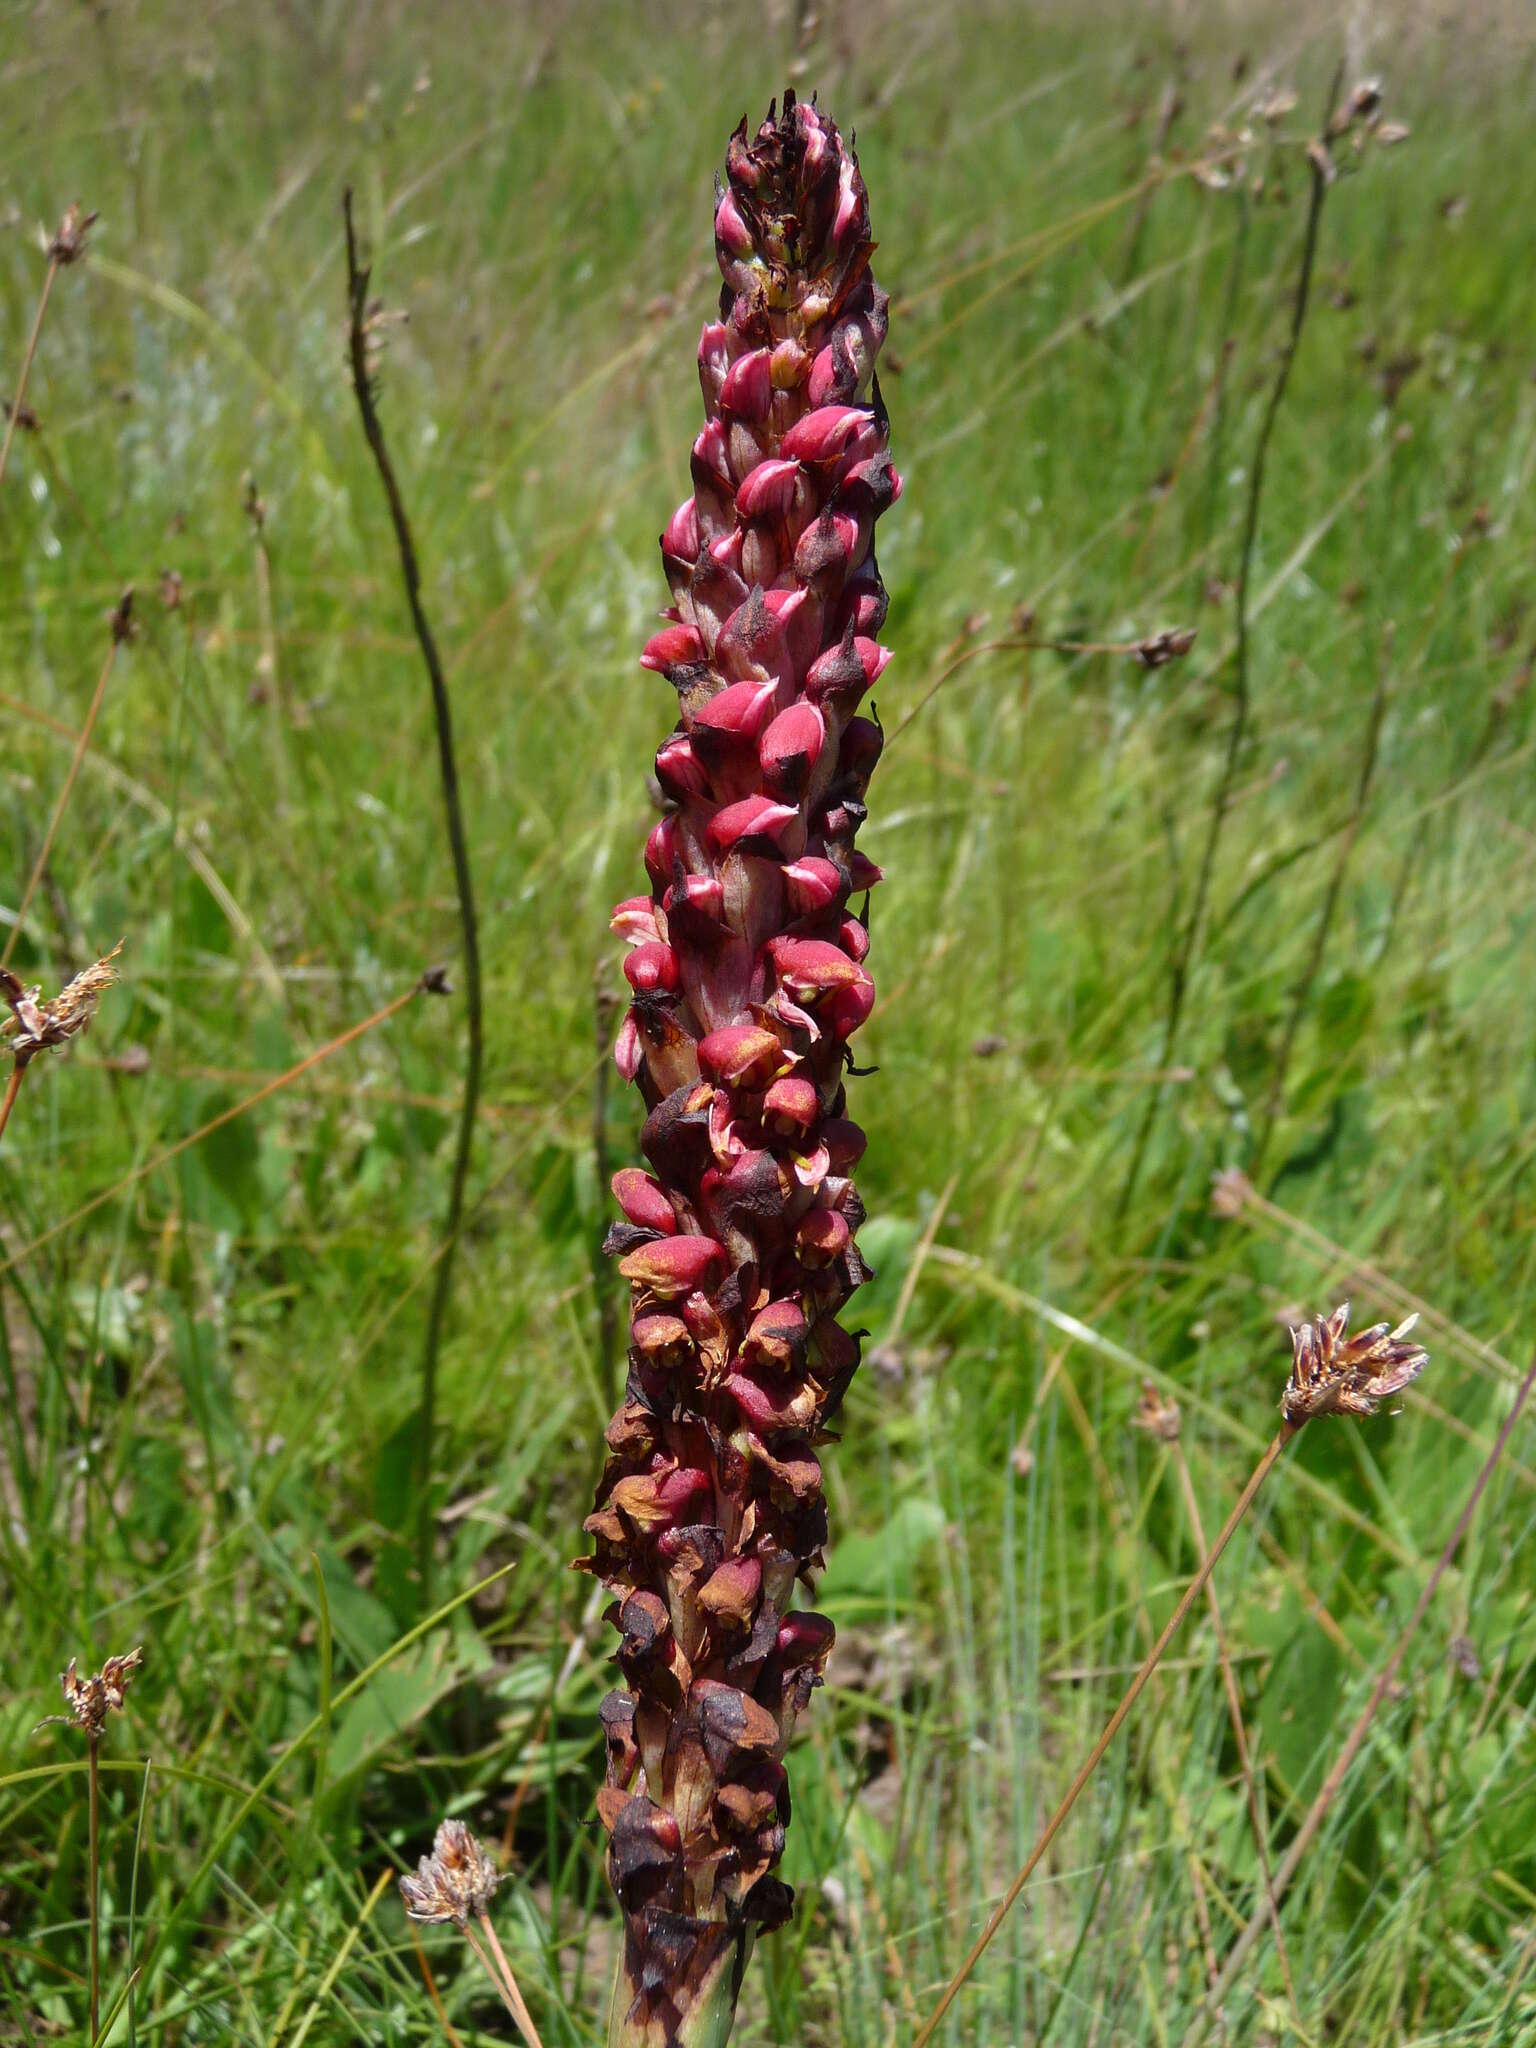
[4,1,1536,2041]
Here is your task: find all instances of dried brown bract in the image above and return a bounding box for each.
[1209,1166,1252,1220]
[1134,626,1197,669]
[1131,1380,1182,1442]
[39,1646,143,1736]
[1254,85,1298,125]
[2,942,124,1072]
[399,1818,501,1928]
[1281,1302,1428,1425]
[47,203,98,265]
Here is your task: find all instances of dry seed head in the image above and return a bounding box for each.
[1,942,123,1071]
[46,202,98,265]
[399,1817,501,1927]
[1281,1302,1429,1425]
[1131,1379,1182,1442]
[39,1645,143,1736]
[1134,626,1197,669]
[1209,1166,1252,1220]
[1255,85,1298,124]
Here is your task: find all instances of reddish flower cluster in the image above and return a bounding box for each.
[580,92,898,2047]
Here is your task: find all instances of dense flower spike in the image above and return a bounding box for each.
[581,91,895,2048]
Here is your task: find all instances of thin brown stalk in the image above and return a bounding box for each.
[461,1914,545,2048]
[0,1064,23,1148]
[0,979,422,1281]
[1187,1346,1536,2045]
[0,255,58,494]
[343,190,483,1607]
[1169,1439,1298,2022]
[1117,68,1343,1220]
[3,619,125,970]
[1249,627,1390,1176]
[406,1923,466,2048]
[911,1424,1297,2047]
[87,1732,100,2043]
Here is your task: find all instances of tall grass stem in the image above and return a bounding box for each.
[343,189,483,1610]
[1170,1437,1297,2021]
[1117,69,1342,1217]
[1187,1346,1536,2043]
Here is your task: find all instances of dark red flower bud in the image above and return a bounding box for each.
[781,856,844,915]
[698,1554,762,1628]
[696,1025,786,1089]
[838,917,870,964]
[741,1297,808,1373]
[656,734,712,801]
[643,813,679,887]
[618,1236,726,1299]
[611,895,662,944]
[767,935,866,997]
[780,403,869,463]
[665,873,725,921]
[624,942,681,993]
[694,677,779,742]
[763,1073,818,1137]
[641,621,706,673]
[662,495,700,564]
[630,1312,694,1369]
[612,1168,678,1235]
[706,794,803,857]
[822,1116,867,1169]
[759,701,827,801]
[776,1610,836,1668]
[796,1207,850,1268]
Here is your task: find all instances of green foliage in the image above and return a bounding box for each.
[3,2,1535,2043]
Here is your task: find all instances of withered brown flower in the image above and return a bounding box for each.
[399,1818,501,1928]
[1131,1380,1183,1442]
[1281,1302,1428,1425]
[39,1646,144,1737]
[1209,1166,1253,1220]
[47,202,98,266]
[1,942,123,1071]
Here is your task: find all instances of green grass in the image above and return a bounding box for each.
[3,2,1536,2042]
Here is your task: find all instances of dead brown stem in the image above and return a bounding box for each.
[343,188,483,1609]
[0,255,58,494]
[87,1732,100,2042]
[0,1064,23,1148]
[1188,1345,1536,2043]
[911,1424,1298,2046]
[4,621,125,970]
[1170,1439,1298,2022]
